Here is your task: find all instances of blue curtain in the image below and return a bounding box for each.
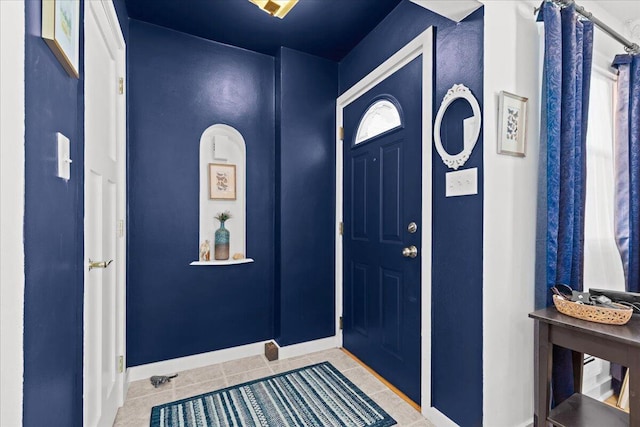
[539,1,594,405]
[613,54,640,293]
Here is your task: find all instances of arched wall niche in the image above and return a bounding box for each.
[191,124,252,265]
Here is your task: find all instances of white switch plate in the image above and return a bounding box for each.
[446,167,477,197]
[56,132,71,180]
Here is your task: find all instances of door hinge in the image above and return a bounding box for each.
[117,219,125,238]
[118,355,124,373]
[339,127,344,141]
[339,316,343,330]
[118,77,124,95]
[339,222,344,235]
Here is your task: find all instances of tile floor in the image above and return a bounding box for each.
[114,348,435,427]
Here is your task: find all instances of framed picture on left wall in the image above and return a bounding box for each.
[42,0,80,78]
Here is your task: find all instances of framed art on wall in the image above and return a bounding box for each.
[497,91,528,157]
[42,0,80,78]
[209,163,236,200]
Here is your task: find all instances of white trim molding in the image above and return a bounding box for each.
[127,336,340,383]
[336,27,435,414]
[410,0,482,23]
[276,336,340,360]
[127,341,270,382]
[0,1,25,426]
[423,407,460,427]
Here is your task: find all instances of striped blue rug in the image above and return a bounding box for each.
[150,361,396,427]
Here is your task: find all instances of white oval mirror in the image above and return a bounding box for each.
[433,84,481,170]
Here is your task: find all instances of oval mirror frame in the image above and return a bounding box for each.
[433,84,481,170]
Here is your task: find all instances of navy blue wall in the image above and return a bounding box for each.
[275,48,338,346]
[23,1,85,426]
[127,20,276,366]
[113,0,130,42]
[339,2,484,425]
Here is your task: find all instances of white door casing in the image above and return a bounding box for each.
[335,28,457,425]
[84,1,126,426]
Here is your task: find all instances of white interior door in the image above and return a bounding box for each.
[84,2,126,426]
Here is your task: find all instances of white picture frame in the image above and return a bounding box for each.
[42,0,80,78]
[497,91,528,157]
[433,84,482,170]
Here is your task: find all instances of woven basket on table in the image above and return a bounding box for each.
[552,295,633,325]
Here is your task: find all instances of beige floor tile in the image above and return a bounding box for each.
[125,378,167,401]
[226,367,273,387]
[173,377,227,400]
[267,356,314,374]
[114,349,437,427]
[371,389,424,426]
[407,419,436,427]
[307,349,360,371]
[221,354,268,376]
[172,363,224,388]
[113,403,152,427]
[341,366,387,395]
[122,389,174,413]
[306,348,345,362]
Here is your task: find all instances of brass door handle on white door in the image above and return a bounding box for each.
[88,259,113,271]
[402,246,418,258]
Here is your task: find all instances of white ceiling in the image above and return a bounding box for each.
[582,1,640,43]
[416,1,640,45]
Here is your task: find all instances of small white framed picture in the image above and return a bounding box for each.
[497,91,528,157]
[209,163,236,200]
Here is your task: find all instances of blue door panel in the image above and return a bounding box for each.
[352,262,369,335]
[381,143,402,242]
[352,155,369,240]
[343,56,422,404]
[381,267,403,357]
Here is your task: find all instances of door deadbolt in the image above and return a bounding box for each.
[407,222,418,234]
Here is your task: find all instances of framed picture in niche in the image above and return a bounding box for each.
[209,163,236,200]
[497,91,528,157]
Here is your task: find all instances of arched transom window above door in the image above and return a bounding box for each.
[354,98,403,145]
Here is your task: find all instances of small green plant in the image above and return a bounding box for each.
[214,211,232,222]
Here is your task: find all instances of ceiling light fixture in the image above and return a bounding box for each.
[248,0,299,19]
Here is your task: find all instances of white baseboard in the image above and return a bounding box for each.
[276,336,340,359]
[126,336,340,383]
[126,341,269,382]
[597,388,614,402]
[422,407,459,427]
[514,418,534,427]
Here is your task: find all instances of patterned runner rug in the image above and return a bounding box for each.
[150,361,396,427]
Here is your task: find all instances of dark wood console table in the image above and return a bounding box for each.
[530,307,640,426]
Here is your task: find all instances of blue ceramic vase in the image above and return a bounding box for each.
[214,220,230,260]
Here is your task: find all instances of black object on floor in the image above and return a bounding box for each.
[150,374,178,388]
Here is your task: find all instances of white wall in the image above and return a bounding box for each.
[483,2,541,425]
[0,0,25,425]
[483,1,632,426]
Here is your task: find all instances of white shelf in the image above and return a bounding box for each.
[189,258,254,266]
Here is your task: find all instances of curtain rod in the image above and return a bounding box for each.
[534,0,640,54]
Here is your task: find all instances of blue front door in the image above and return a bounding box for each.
[343,56,422,404]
